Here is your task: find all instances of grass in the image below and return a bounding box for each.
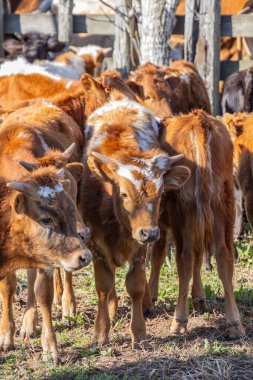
[1,231,253,379]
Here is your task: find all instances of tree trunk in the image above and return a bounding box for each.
[184,0,200,62]
[140,0,179,65]
[195,0,221,115]
[113,0,131,78]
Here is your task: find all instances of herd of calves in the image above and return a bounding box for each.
[0,55,252,366]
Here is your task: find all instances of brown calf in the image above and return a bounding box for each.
[0,103,91,364]
[128,61,211,116]
[223,113,253,234]
[149,110,245,338]
[79,93,190,347]
[0,74,86,128]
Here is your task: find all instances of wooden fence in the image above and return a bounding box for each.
[1,0,253,113]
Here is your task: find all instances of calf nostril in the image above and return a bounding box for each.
[79,250,93,267]
[78,227,91,242]
[140,229,149,239]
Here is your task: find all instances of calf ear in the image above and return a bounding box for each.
[164,165,191,191]
[61,179,71,192]
[87,155,116,182]
[11,193,27,214]
[66,162,84,183]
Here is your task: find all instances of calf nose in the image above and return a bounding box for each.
[139,227,160,243]
[77,224,91,243]
[79,249,93,268]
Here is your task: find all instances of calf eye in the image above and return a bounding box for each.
[121,193,128,199]
[40,217,52,225]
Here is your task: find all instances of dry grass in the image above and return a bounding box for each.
[1,232,253,380]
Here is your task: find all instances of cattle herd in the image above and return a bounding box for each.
[0,45,252,367]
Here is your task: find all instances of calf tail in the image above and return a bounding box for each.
[190,111,214,256]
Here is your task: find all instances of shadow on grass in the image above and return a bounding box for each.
[41,352,253,380]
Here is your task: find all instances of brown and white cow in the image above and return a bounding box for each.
[54,45,112,78]
[79,94,190,348]
[0,102,92,365]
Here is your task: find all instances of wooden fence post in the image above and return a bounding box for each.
[0,0,4,58]
[195,0,221,115]
[113,0,131,78]
[184,0,200,62]
[58,0,73,45]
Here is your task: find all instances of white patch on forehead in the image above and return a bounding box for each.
[37,183,64,198]
[117,166,141,190]
[36,131,50,152]
[117,161,163,192]
[0,57,61,80]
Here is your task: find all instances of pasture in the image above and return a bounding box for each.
[0,231,253,380]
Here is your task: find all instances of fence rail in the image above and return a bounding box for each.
[1,3,253,112]
[3,14,253,37]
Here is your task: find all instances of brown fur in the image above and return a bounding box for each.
[0,103,91,363]
[223,112,253,229]
[80,93,190,348]
[0,74,86,127]
[129,60,211,116]
[148,110,245,338]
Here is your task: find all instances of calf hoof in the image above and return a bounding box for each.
[0,327,15,351]
[91,334,109,348]
[143,305,155,318]
[227,321,246,339]
[20,309,38,340]
[192,298,208,314]
[132,339,150,350]
[42,350,60,367]
[1,343,15,352]
[170,319,188,335]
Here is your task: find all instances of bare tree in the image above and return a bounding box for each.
[140,0,179,65]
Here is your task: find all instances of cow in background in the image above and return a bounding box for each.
[221,68,253,115]
[128,61,211,117]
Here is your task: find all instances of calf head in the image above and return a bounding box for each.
[128,70,173,117]
[88,149,190,244]
[6,165,92,271]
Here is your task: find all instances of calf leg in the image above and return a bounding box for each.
[108,267,118,324]
[148,229,168,302]
[20,269,38,340]
[92,256,114,346]
[214,218,245,338]
[191,248,208,313]
[53,268,63,306]
[244,192,253,230]
[62,271,76,322]
[0,273,17,351]
[170,235,194,335]
[34,269,59,366]
[126,250,147,349]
